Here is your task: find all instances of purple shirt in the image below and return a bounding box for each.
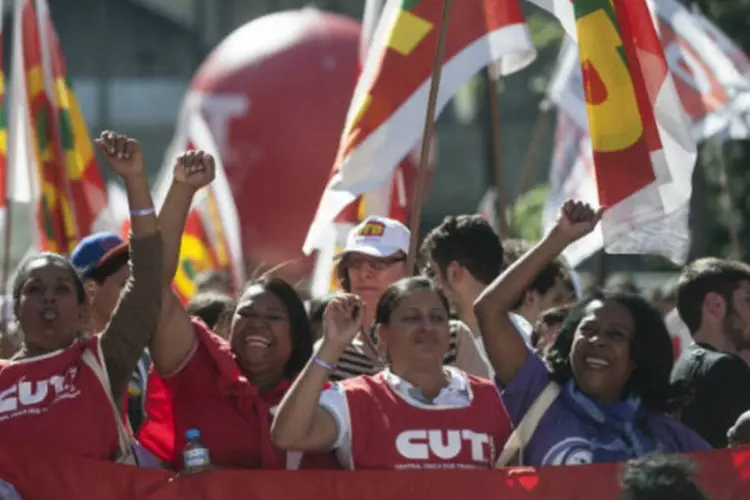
[498,348,710,466]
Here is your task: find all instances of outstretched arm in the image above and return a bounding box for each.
[474,200,601,384]
[150,151,217,375]
[97,131,163,406]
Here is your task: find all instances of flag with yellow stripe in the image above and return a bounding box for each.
[534,0,697,263]
[37,0,109,250]
[15,0,109,255]
[303,0,536,254]
[20,0,70,253]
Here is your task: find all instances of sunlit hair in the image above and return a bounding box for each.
[374,276,449,325]
[229,277,313,377]
[545,291,681,413]
[13,253,86,306]
[421,214,503,286]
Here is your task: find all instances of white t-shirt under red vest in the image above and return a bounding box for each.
[0,337,120,460]
[319,367,511,470]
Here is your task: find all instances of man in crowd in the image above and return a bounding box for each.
[530,305,571,355]
[71,232,131,335]
[671,257,750,448]
[421,215,503,336]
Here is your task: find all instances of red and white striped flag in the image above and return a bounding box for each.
[303,0,536,255]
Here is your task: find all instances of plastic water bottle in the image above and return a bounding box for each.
[183,428,211,472]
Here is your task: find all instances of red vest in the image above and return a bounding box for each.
[0,338,119,460]
[342,372,511,470]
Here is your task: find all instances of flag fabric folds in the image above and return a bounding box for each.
[544,0,750,266]
[536,0,697,265]
[303,0,536,254]
[8,0,110,256]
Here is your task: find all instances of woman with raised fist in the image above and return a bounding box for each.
[0,131,163,463]
[271,277,511,470]
[474,200,709,466]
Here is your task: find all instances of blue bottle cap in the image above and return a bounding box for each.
[186,428,200,440]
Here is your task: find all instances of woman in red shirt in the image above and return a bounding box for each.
[0,132,163,462]
[144,151,315,470]
[271,277,511,469]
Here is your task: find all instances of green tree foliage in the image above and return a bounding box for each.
[507,184,548,241]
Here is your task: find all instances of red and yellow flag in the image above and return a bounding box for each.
[304,0,536,254]
[16,0,108,255]
[573,0,664,207]
[40,0,108,243]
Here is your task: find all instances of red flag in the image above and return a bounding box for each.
[304,0,536,254]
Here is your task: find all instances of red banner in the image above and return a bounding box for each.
[0,443,749,499]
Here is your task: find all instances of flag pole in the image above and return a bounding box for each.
[405,0,453,275]
[510,100,552,211]
[485,69,509,237]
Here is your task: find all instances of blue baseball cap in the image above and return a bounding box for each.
[70,232,129,279]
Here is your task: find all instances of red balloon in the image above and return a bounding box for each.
[186,9,433,279]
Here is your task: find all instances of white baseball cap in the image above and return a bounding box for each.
[336,216,410,259]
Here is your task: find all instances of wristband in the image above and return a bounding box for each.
[311,355,335,372]
[130,207,156,217]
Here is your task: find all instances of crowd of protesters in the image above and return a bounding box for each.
[2,131,750,497]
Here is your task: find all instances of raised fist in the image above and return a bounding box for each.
[95,131,144,179]
[322,294,363,348]
[554,199,604,243]
[173,150,216,190]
